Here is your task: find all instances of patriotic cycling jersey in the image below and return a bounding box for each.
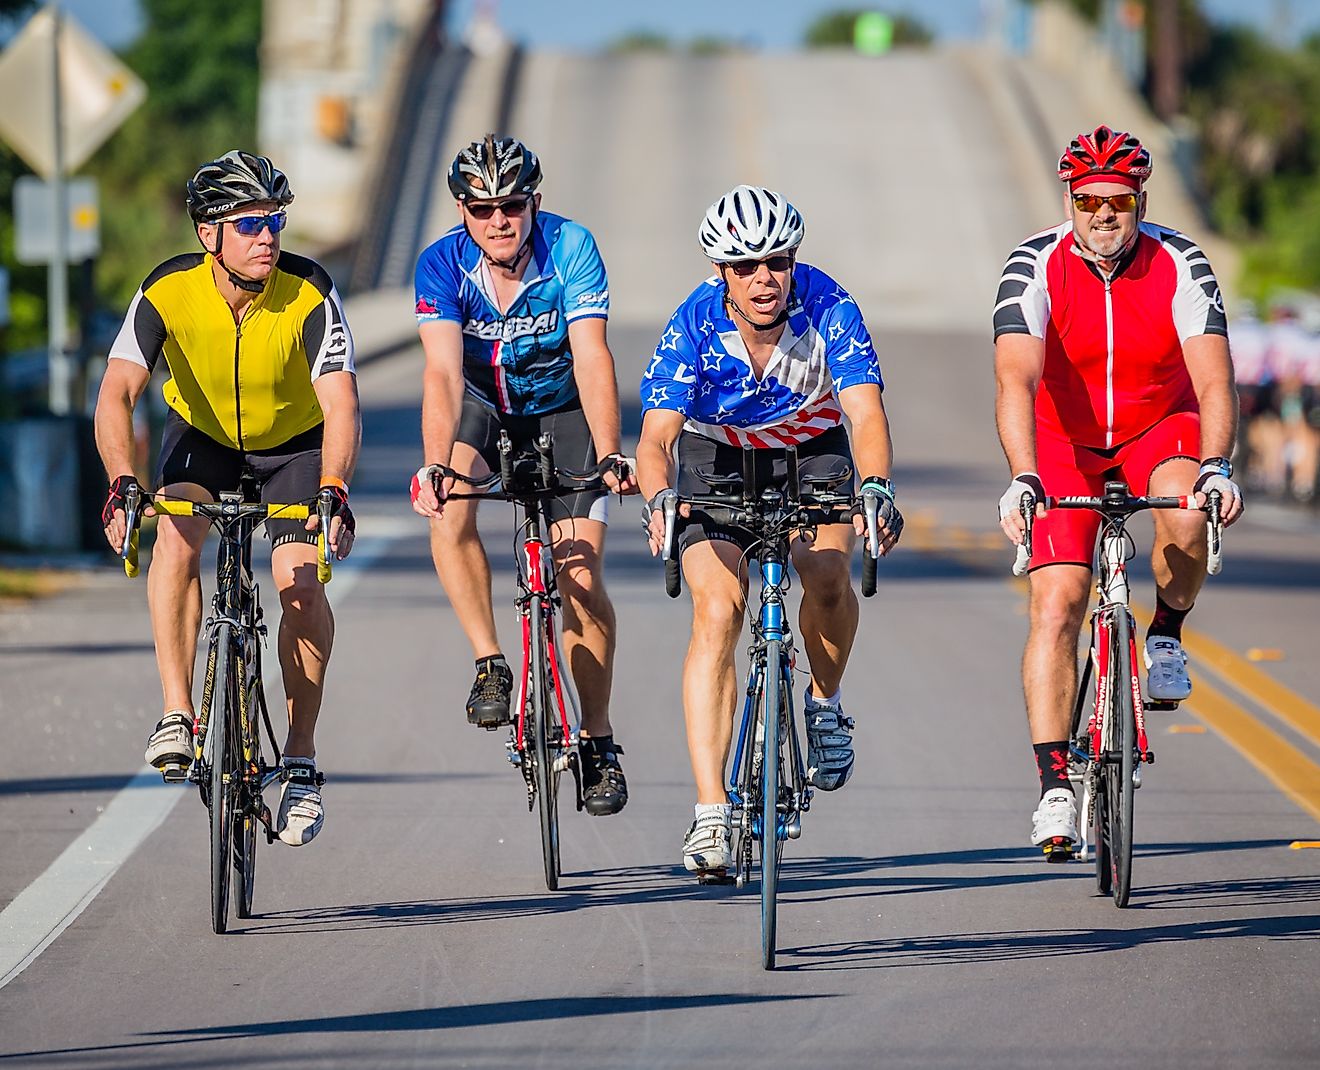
[414,211,609,416]
[640,263,882,448]
[994,220,1227,449]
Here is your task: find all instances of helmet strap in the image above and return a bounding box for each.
[720,266,791,333]
[466,203,537,274]
[204,221,267,295]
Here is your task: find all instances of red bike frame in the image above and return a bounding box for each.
[514,537,576,753]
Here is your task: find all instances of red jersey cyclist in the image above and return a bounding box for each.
[993,126,1244,855]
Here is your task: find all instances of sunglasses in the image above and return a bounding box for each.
[225,211,288,236]
[1071,192,1140,214]
[465,197,530,220]
[727,254,795,277]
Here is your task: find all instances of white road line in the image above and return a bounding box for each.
[0,521,412,989]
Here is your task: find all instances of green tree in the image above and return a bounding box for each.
[803,8,933,48]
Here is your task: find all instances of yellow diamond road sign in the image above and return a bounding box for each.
[0,8,146,178]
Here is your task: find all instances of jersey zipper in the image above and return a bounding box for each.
[233,318,244,450]
[1104,275,1115,449]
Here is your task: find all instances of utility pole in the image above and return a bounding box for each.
[1150,0,1182,121]
[47,1,72,416]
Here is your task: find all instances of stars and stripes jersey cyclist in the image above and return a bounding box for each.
[636,184,902,880]
[640,261,882,448]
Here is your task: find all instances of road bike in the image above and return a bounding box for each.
[1015,480,1223,906]
[121,481,333,933]
[661,445,882,969]
[427,432,624,891]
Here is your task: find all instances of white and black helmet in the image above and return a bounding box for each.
[699,185,804,262]
[186,150,293,222]
[447,135,543,201]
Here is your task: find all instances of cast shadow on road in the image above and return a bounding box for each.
[0,993,831,1065]
[777,912,1320,972]
[0,771,492,796]
[227,839,1299,939]
[0,641,155,657]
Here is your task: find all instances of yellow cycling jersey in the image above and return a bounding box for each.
[108,251,355,451]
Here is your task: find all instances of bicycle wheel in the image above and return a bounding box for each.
[1106,612,1137,907]
[759,639,784,971]
[208,625,236,934]
[529,598,561,891]
[232,665,258,919]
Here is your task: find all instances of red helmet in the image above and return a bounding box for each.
[1057,125,1152,185]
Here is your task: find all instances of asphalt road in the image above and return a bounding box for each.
[3,41,1320,1070]
[2,324,1318,1068]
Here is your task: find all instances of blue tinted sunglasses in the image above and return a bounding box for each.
[225,211,288,236]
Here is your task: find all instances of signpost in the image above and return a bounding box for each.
[0,4,145,415]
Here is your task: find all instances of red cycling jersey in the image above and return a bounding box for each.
[993,221,1227,450]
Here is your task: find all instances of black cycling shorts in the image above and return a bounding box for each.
[155,411,323,548]
[674,425,854,556]
[456,393,607,524]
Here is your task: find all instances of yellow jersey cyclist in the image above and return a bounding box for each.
[95,150,361,846]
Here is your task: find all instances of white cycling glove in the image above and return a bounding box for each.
[998,472,1046,522]
[1192,458,1240,517]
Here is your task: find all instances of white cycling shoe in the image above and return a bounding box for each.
[1144,636,1192,703]
[1031,787,1079,861]
[145,710,194,782]
[682,805,732,875]
[275,757,324,846]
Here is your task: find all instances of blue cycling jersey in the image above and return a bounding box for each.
[640,263,882,447]
[414,211,610,415]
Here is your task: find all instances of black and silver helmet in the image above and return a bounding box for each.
[447,135,542,201]
[186,150,294,222]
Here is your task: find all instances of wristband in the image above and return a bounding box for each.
[860,476,895,499]
[320,475,349,492]
[1199,457,1232,478]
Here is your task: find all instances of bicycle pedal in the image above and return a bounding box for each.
[696,869,735,886]
[1144,700,1179,713]
[157,762,188,784]
[1041,837,1075,863]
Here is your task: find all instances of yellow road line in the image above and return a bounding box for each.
[1183,686,1320,825]
[1131,607,1320,750]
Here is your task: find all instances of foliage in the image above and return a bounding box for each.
[608,31,671,53]
[803,9,933,48]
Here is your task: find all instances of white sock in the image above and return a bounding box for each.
[810,686,842,707]
[694,803,731,820]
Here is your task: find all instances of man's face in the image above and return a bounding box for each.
[459,192,539,263]
[201,200,283,281]
[720,253,795,326]
[1067,180,1144,261]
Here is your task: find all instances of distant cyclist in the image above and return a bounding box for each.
[95,150,360,846]
[636,185,902,879]
[993,125,1243,855]
[409,135,637,816]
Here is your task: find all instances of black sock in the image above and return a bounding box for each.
[1148,596,1191,642]
[580,734,614,753]
[476,654,508,674]
[1033,741,1073,797]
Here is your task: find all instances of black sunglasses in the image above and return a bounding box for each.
[726,254,795,277]
[465,197,531,220]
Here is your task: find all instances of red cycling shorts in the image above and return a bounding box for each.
[1030,410,1200,571]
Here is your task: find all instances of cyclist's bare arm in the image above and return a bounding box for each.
[994,332,1046,538]
[1183,332,1244,524]
[93,358,152,549]
[313,370,361,489]
[567,316,635,494]
[636,408,686,555]
[838,382,897,547]
[416,319,466,517]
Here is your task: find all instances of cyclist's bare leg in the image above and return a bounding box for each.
[680,539,749,804]
[146,481,211,715]
[1147,457,1208,611]
[549,518,614,737]
[429,442,500,659]
[272,540,332,758]
[1023,564,1091,743]
[791,523,857,699]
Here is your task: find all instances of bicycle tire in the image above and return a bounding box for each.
[759,639,783,970]
[232,664,257,918]
[529,597,561,891]
[208,625,235,934]
[1107,611,1137,907]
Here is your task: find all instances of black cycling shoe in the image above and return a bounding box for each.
[467,658,514,729]
[579,737,628,816]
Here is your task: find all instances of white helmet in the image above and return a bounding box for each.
[699,185,804,262]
